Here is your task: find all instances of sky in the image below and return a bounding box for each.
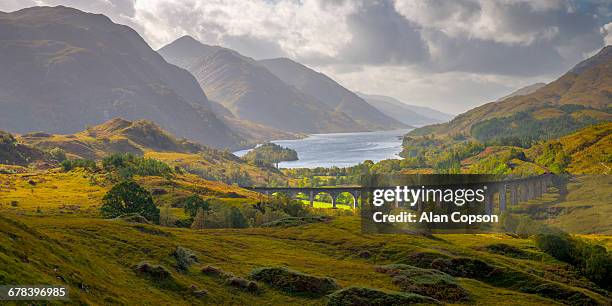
[2,0,611,114]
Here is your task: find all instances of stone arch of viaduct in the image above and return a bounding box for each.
[249,174,554,212]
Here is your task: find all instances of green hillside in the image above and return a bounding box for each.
[16,118,284,186]
[0,170,610,305]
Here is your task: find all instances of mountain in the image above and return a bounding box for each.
[159,37,376,134]
[19,118,211,160]
[0,6,242,149]
[356,92,453,126]
[409,45,612,139]
[157,35,220,69]
[496,83,546,102]
[0,130,48,166]
[257,58,406,130]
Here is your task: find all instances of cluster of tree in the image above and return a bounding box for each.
[99,181,308,229]
[401,136,484,173]
[283,162,377,187]
[470,107,600,147]
[102,153,173,179]
[242,143,298,167]
[186,163,253,186]
[536,233,611,289]
[531,142,571,174]
[60,158,97,171]
[466,148,528,175]
[189,194,310,229]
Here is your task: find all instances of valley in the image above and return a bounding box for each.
[0,4,610,306]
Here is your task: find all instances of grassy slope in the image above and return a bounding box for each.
[1,171,610,305]
[509,175,612,234]
[17,118,283,185]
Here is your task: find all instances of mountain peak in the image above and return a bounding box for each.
[206,47,249,63]
[570,45,612,74]
[0,7,241,149]
[6,5,113,27]
[158,35,220,68]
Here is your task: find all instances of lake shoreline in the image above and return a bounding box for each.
[235,128,411,169]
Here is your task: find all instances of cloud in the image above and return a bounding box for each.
[603,22,612,45]
[393,0,568,46]
[1,0,610,112]
[393,0,609,75]
[318,64,545,114]
[129,0,358,61]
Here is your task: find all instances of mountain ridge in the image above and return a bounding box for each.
[159,36,402,134]
[258,58,406,130]
[0,6,242,149]
[356,92,453,126]
[409,45,612,138]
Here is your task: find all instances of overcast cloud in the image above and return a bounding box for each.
[1,0,610,114]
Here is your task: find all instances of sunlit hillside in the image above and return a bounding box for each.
[0,168,609,305]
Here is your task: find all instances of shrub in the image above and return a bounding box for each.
[521,283,599,305]
[159,204,176,226]
[326,286,438,306]
[261,216,329,228]
[535,233,573,262]
[226,277,259,293]
[48,147,67,162]
[258,195,309,218]
[376,264,469,302]
[202,265,234,279]
[173,246,198,272]
[134,262,171,281]
[584,253,611,288]
[249,266,339,297]
[536,233,612,289]
[101,181,160,223]
[430,257,496,279]
[485,243,531,259]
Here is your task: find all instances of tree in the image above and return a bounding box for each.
[183,195,209,217]
[228,207,248,228]
[48,147,67,162]
[100,181,160,223]
[159,204,175,226]
[191,208,206,229]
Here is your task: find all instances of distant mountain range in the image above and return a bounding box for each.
[257,58,406,130]
[409,45,612,139]
[356,92,454,126]
[158,36,406,134]
[0,6,242,149]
